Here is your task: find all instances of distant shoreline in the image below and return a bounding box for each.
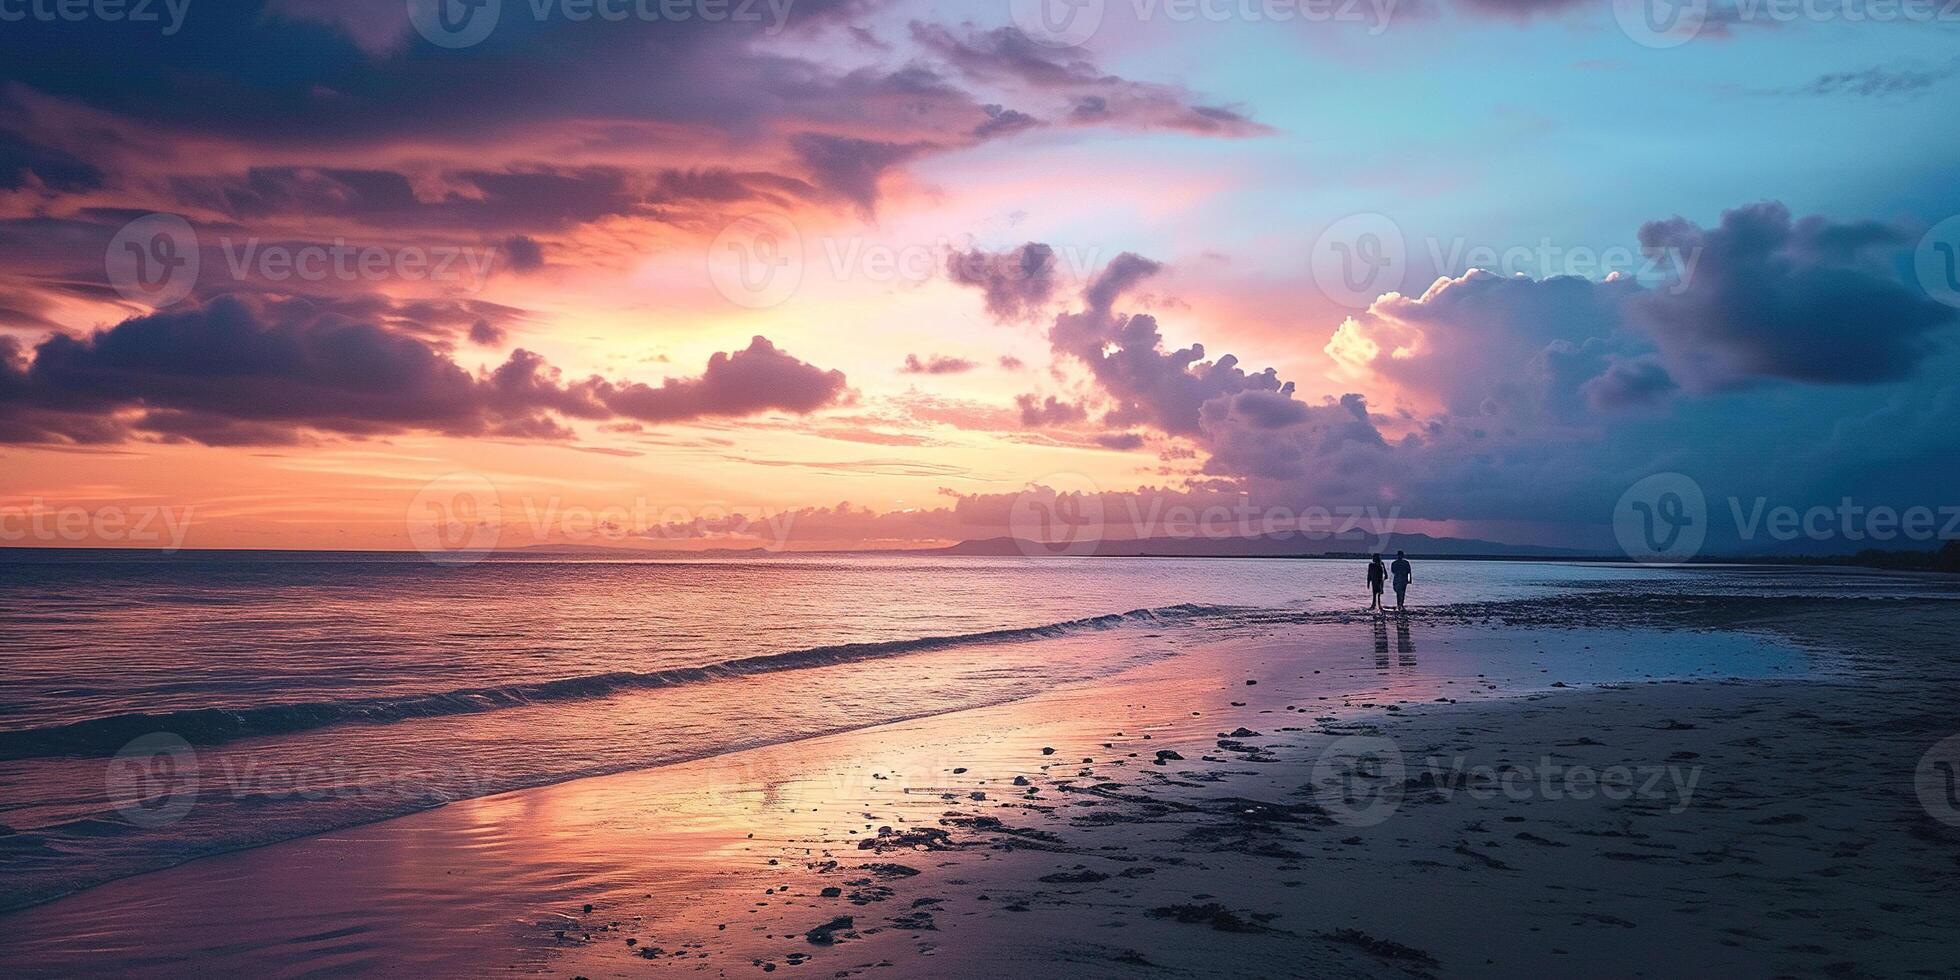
[2,543,1954,573]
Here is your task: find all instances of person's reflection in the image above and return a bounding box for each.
[1395,612,1416,666]
[1373,616,1390,668]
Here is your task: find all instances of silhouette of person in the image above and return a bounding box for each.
[1366,554,1386,611]
[1390,550,1412,610]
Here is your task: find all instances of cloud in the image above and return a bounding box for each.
[901,353,978,374]
[502,235,546,271]
[1015,393,1088,426]
[909,24,1268,136]
[1198,391,1389,482]
[0,127,104,194]
[1580,355,1677,410]
[788,133,932,214]
[973,105,1041,139]
[0,1,1273,307]
[1788,60,1960,98]
[1041,255,1317,438]
[1325,203,1955,415]
[945,243,1062,321]
[169,166,644,232]
[468,320,508,347]
[591,336,850,423]
[0,296,847,445]
[936,202,1960,540]
[1326,269,1641,418]
[1631,201,1954,389]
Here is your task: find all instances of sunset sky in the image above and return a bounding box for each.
[2,0,1957,552]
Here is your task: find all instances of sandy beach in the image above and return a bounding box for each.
[5,588,1958,977]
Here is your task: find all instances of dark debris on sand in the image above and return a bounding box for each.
[1321,927,1441,967]
[1146,903,1279,933]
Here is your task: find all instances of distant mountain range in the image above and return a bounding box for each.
[925,532,1586,559]
[507,532,1589,559]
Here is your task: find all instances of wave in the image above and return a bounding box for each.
[0,602,1236,762]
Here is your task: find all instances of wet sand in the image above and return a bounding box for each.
[4,594,1959,977]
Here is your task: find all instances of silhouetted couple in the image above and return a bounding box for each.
[1367,551,1412,611]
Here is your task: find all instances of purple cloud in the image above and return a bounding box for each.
[1631,201,1954,389]
[901,353,978,375]
[0,297,848,445]
[945,243,1062,321]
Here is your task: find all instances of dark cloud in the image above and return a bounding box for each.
[1631,201,1954,389]
[1580,355,1677,410]
[973,105,1041,139]
[909,23,1090,88]
[1199,392,1389,482]
[901,353,977,374]
[0,0,873,147]
[169,166,642,232]
[788,134,931,214]
[648,169,814,207]
[945,243,1061,321]
[501,236,545,272]
[0,209,540,331]
[1326,202,1954,423]
[592,336,849,423]
[0,128,104,194]
[0,296,847,445]
[909,24,1267,136]
[259,293,530,342]
[1081,252,1164,318]
[1094,431,1146,450]
[1015,393,1087,426]
[166,167,419,220]
[1070,96,1111,123]
[0,3,1268,259]
[468,320,507,347]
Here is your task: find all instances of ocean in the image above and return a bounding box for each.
[1,552,1948,911]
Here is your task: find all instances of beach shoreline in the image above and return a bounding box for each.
[5,592,1958,976]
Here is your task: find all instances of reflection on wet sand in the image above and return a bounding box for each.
[1373,613,1417,669]
[0,619,1816,977]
